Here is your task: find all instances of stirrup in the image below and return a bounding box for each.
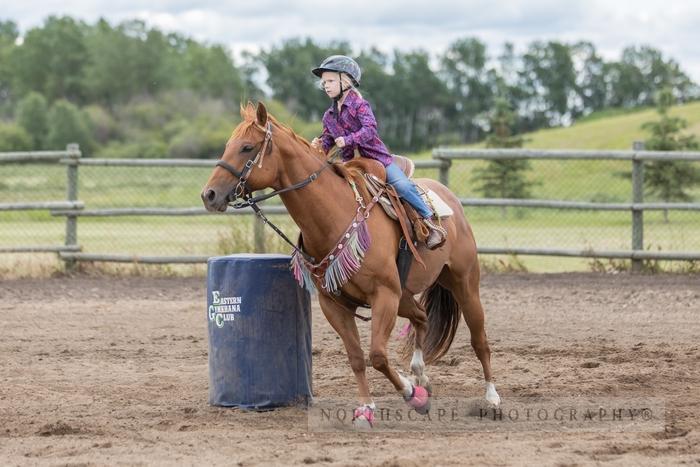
[423,218,447,250]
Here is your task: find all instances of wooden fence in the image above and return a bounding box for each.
[0,145,83,254]
[2,142,699,270]
[433,142,700,270]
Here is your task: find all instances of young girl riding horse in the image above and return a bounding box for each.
[311,55,447,249]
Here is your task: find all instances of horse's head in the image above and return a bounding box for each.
[201,102,282,212]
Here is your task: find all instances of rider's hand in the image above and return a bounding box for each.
[311,137,321,149]
[335,137,346,148]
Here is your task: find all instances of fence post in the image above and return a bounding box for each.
[254,215,266,253]
[253,189,266,253]
[438,159,451,187]
[631,141,645,272]
[64,143,80,271]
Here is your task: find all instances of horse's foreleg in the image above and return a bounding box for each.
[371,287,430,413]
[318,293,371,406]
[368,287,404,392]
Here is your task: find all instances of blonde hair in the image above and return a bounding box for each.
[340,74,362,98]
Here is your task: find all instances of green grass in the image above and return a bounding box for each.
[442,101,700,151]
[524,102,700,149]
[2,102,700,275]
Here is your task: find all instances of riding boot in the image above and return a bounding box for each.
[422,216,447,250]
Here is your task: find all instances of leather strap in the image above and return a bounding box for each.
[385,184,426,269]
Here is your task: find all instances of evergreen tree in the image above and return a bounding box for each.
[484,98,526,149]
[642,88,700,222]
[472,98,535,217]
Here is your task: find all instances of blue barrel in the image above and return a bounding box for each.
[207,254,312,409]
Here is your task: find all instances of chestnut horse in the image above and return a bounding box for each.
[201,102,500,427]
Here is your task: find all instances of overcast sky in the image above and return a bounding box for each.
[4,0,700,82]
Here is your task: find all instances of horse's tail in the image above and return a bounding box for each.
[410,282,460,365]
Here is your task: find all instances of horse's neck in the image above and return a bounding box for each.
[277,149,357,257]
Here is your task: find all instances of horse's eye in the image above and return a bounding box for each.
[241,144,254,153]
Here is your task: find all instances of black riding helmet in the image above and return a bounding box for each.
[312,55,361,87]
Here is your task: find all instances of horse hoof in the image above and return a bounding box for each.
[414,397,431,415]
[405,385,431,414]
[485,382,501,407]
[352,415,373,430]
[352,405,375,429]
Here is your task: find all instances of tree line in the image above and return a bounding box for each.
[0,15,698,156]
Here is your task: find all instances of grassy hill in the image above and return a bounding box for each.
[522,101,700,150]
[408,101,700,156]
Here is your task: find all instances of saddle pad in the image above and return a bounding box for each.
[419,187,454,218]
[363,173,453,220]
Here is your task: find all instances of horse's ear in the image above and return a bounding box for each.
[241,101,255,120]
[256,102,268,126]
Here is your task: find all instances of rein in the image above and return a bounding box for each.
[216,122,338,263]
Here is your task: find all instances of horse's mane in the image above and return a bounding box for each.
[234,104,373,195]
[233,103,315,154]
[331,160,373,206]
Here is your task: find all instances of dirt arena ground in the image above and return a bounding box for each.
[1,272,698,466]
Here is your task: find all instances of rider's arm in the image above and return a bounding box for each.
[319,126,335,153]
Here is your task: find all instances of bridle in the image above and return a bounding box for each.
[214,120,337,262]
[216,122,274,201]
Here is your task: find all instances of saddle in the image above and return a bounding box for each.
[343,156,453,240]
[337,156,454,274]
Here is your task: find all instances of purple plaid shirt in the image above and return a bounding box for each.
[319,91,393,167]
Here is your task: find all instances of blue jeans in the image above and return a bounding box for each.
[385,162,433,218]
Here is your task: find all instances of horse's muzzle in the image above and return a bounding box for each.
[201,187,229,212]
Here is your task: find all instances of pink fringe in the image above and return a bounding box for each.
[290,216,371,294]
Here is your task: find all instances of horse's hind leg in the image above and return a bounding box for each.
[397,291,431,390]
[441,266,501,406]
